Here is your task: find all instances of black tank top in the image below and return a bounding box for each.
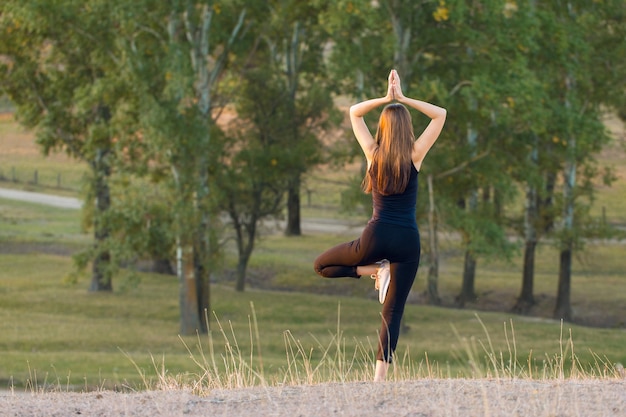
[369,164,419,229]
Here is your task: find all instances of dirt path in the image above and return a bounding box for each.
[2,379,625,417]
[0,187,366,235]
[0,188,82,209]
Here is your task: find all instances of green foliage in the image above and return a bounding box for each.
[321,0,394,97]
[0,0,122,155]
[82,178,177,278]
[2,0,625,328]
[0,0,139,290]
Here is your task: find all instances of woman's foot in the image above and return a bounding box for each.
[371,259,390,304]
[374,359,389,382]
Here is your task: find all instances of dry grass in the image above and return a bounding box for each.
[3,303,624,416]
[3,325,626,417]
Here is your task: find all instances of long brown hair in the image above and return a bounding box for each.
[362,103,415,195]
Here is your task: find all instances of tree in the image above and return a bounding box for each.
[114,0,248,334]
[524,0,625,321]
[217,0,338,289]
[219,67,292,292]
[250,0,339,236]
[424,153,490,305]
[512,133,558,314]
[425,0,531,306]
[0,0,128,291]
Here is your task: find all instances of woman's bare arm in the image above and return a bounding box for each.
[349,72,395,162]
[391,70,446,170]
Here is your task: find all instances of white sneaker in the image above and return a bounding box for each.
[370,260,390,304]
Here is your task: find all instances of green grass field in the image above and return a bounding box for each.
[1,252,625,391]
[1,113,625,391]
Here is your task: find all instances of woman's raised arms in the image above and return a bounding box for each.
[349,70,446,170]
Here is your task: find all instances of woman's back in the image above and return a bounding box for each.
[370,163,418,229]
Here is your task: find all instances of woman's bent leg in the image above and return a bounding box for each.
[313,239,361,278]
[313,226,379,278]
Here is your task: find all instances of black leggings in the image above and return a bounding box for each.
[313,221,420,363]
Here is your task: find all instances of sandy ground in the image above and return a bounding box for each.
[2,379,625,417]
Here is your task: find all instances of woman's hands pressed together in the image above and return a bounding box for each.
[386,69,405,102]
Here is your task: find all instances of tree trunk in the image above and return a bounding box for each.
[554,243,573,321]
[541,171,557,233]
[193,223,210,334]
[235,220,256,292]
[176,222,212,335]
[151,258,174,275]
[513,239,537,313]
[554,145,576,322]
[285,176,302,236]
[235,256,249,292]
[191,4,214,333]
[514,183,538,313]
[457,119,479,307]
[90,149,112,292]
[193,151,212,333]
[457,249,477,307]
[178,242,201,335]
[282,23,302,237]
[426,174,441,305]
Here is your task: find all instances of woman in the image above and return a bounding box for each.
[313,70,446,381]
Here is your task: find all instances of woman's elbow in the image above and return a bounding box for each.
[350,105,367,119]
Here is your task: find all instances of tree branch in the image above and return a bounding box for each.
[448,80,472,97]
[436,149,490,179]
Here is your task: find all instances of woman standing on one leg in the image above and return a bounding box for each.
[313,70,446,381]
